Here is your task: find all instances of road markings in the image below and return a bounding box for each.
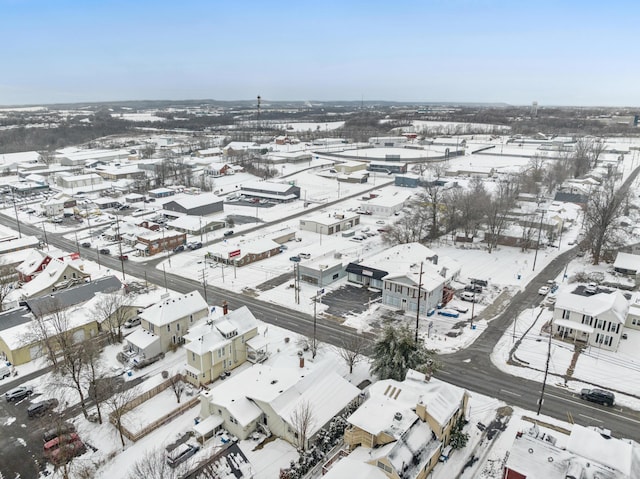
[546,392,640,425]
[578,413,602,423]
[500,389,521,397]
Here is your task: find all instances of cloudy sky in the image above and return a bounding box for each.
[0,0,638,106]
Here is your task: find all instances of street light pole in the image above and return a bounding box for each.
[414,262,424,344]
[11,194,22,238]
[532,209,545,272]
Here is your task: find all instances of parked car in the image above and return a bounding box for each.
[99,248,110,255]
[188,242,203,250]
[299,253,311,259]
[580,388,615,406]
[124,317,141,328]
[43,423,76,443]
[167,443,200,468]
[5,385,34,402]
[223,230,234,237]
[173,245,185,253]
[437,309,460,318]
[0,361,12,379]
[81,242,91,248]
[117,255,129,261]
[289,255,301,262]
[451,304,469,314]
[464,284,483,293]
[47,437,86,465]
[28,398,59,418]
[460,291,478,302]
[538,286,550,295]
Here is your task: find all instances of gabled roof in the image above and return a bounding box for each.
[614,252,640,272]
[26,276,122,317]
[139,291,207,327]
[19,258,89,299]
[184,306,258,355]
[556,289,629,324]
[162,193,222,210]
[15,249,48,276]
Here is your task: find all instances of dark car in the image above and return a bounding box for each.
[81,242,92,248]
[43,423,76,443]
[580,388,615,406]
[289,255,301,262]
[5,385,34,402]
[173,245,185,253]
[223,230,234,237]
[464,284,483,293]
[28,398,59,418]
[99,248,110,255]
[117,255,129,261]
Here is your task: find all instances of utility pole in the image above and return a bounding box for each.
[115,215,126,281]
[532,209,545,271]
[202,268,208,304]
[74,231,80,254]
[11,194,22,238]
[162,264,168,292]
[40,222,49,250]
[537,319,553,415]
[96,246,101,270]
[415,262,424,344]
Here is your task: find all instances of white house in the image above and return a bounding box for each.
[553,288,629,351]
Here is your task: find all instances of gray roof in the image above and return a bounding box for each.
[0,307,33,332]
[26,276,122,317]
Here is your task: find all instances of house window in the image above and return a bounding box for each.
[176,323,180,331]
[167,325,171,332]
[190,314,193,323]
[148,324,154,333]
[332,273,339,280]
[562,310,570,320]
[191,352,195,362]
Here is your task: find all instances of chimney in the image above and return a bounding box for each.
[299,357,305,368]
[222,301,228,315]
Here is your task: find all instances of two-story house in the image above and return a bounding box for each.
[183,305,259,386]
[553,288,629,351]
[342,370,469,479]
[126,291,208,357]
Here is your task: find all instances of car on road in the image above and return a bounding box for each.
[5,385,34,402]
[223,230,234,237]
[117,255,129,261]
[289,255,301,262]
[538,286,550,295]
[167,443,200,468]
[27,398,59,418]
[124,317,141,328]
[99,248,110,255]
[437,309,460,318]
[187,242,203,250]
[173,245,185,253]
[580,388,615,406]
[81,242,91,248]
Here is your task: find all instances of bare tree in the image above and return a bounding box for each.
[38,149,57,166]
[127,447,181,479]
[381,202,430,245]
[334,332,367,374]
[458,178,488,239]
[82,340,107,424]
[92,291,133,343]
[484,178,518,253]
[584,178,627,264]
[289,400,315,451]
[0,260,16,312]
[105,382,138,449]
[168,373,185,404]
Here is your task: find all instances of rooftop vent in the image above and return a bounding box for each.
[394,412,403,421]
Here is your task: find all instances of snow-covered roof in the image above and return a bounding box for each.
[162,193,222,210]
[302,211,360,226]
[322,458,388,479]
[19,258,87,299]
[614,252,640,272]
[271,369,360,437]
[15,249,48,276]
[0,235,40,254]
[359,242,460,282]
[139,291,207,327]
[387,419,441,478]
[567,425,633,476]
[555,289,629,324]
[184,306,259,355]
[348,372,465,437]
[209,238,280,259]
[167,215,221,231]
[362,191,414,208]
[126,327,161,350]
[241,181,295,194]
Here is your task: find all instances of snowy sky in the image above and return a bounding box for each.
[1,0,640,106]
